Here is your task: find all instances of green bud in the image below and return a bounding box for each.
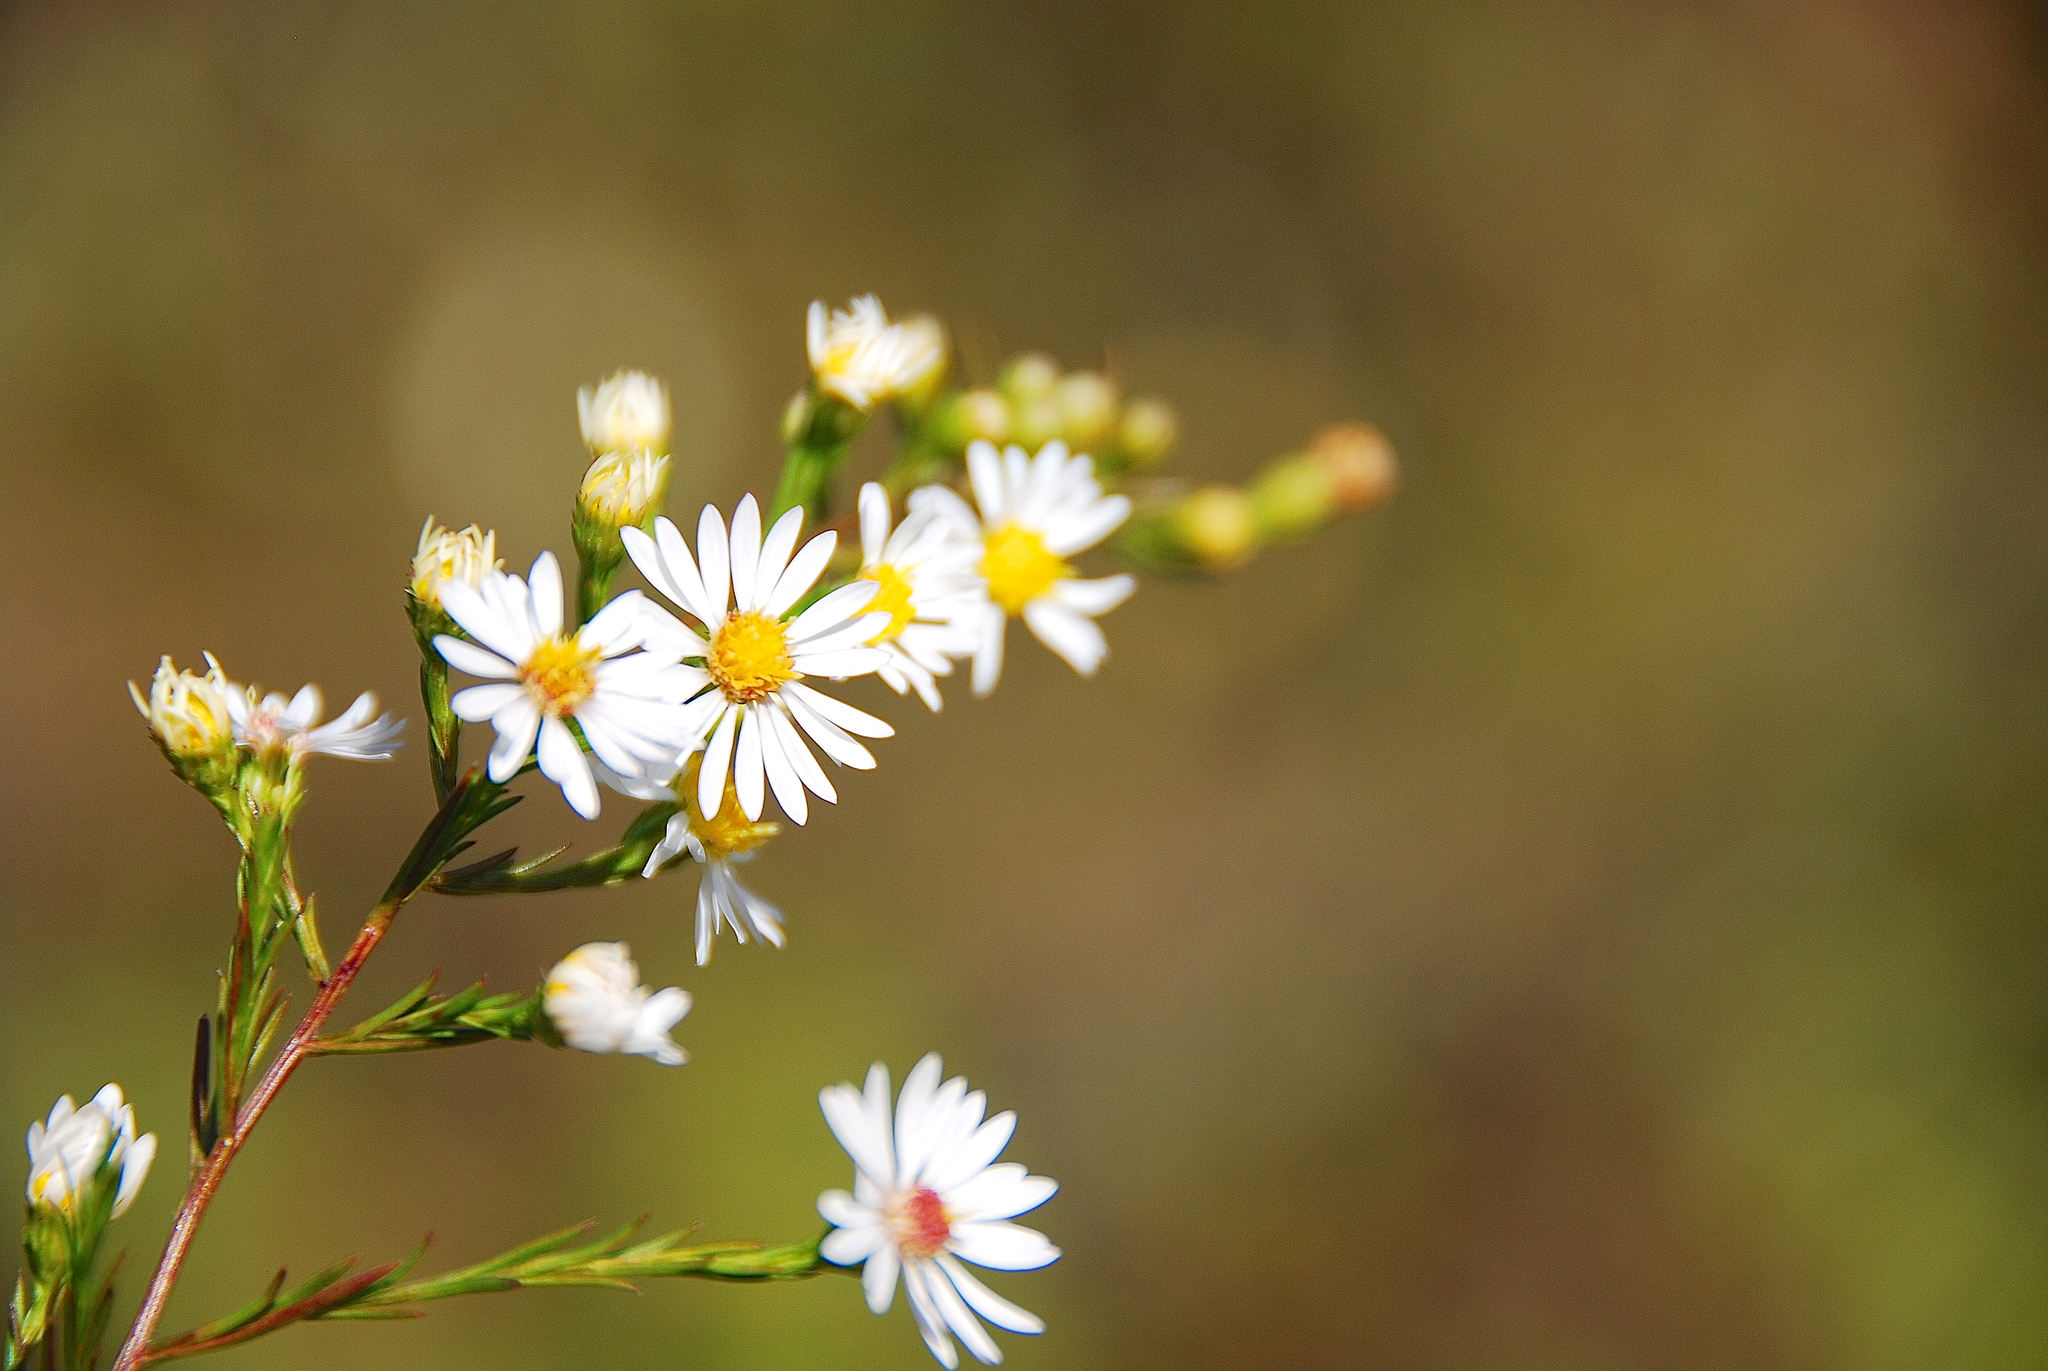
[932,388,1012,450]
[1115,397,1178,468]
[1176,485,1260,569]
[1053,371,1119,450]
[128,656,239,801]
[999,352,1060,405]
[1248,454,1338,542]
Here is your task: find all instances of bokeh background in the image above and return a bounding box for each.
[2,2,2045,1367]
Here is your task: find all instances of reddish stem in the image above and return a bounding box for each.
[109,901,400,1371]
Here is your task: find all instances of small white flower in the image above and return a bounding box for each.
[411,519,503,610]
[543,942,690,1066]
[853,483,984,712]
[622,494,896,827]
[807,296,945,412]
[578,370,671,455]
[26,1085,156,1220]
[641,755,785,965]
[213,656,406,762]
[818,1054,1057,1368]
[578,448,671,528]
[128,655,235,759]
[434,551,701,818]
[928,440,1135,696]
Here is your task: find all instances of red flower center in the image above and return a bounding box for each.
[891,1185,951,1260]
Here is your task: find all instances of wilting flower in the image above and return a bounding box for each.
[128,656,235,760]
[818,1054,1057,1368]
[578,448,671,528]
[435,551,700,818]
[851,483,983,712]
[623,494,894,826]
[577,370,671,456]
[26,1085,156,1220]
[213,659,407,763]
[411,519,503,611]
[643,755,785,965]
[807,296,945,412]
[542,942,690,1066]
[922,440,1135,696]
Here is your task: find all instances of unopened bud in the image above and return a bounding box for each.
[577,370,671,457]
[1307,423,1397,510]
[1011,396,1063,450]
[411,519,502,610]
[807,296,944,413]
[935,388,1012,449]
[1176,485,1260,569]
[999,352,1060,405]
[1116,398,1178,468]
[578,449,672,530]
[1053,371,1119,450]
[1248,455,1336,542]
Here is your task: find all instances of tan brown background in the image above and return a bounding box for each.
[2,2,2046,1367]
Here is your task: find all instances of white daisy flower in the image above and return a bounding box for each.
[578,447,671,528]
[433,551,700,819]
[577,370,671,456]
[936,439,1136,696]
[212,655,406,762]
[411,519,502,610]
[641,755,785,965]
[818,1054,1058,1369]
[542,942,690,1066]
[853,482,984,712]
[807,295,946,412]
[621,494,895,827]
[26,1084,156,1220]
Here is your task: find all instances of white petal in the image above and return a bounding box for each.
[792,647,893,679]
[696,705,739,821]
[943,1164,1056,1222]
[764,529,839,618]
[437,579,528,663]
[923,1113,1018,1195]
[783,682,894,738]
[947,1221,1060,1272]
[858,481,890,565]
[485,699,541,781]
[753,504,805,608]
[754,707,808,824]
[765,702,836,803]
[818,1189,880,1232]
[863,1240,901,1317]
[935,1255,1045,1335]
[1050,573,1135,617]
[971,605,1005,697]
[923,1259,1003,1365]
[729,494,762,610]
[894,1053,946,1182]
[821,1080,894,1190]
[1020,601,1109,677]
[783,691,876,769]
[821,1221,887,1266]
[528,551,565,637]
[450,682,526,722]
[1043,494,1131,556]
[785,578,877,642]
[901,1260,962,1369]
[966,441,1005,522]
[696,503,731,619]
[536,716,599,818]
[733,706,767,821]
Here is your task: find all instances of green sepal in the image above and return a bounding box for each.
[407,594,463,802]
[310,974,547,1056]
[769,389,867,528]
[429,802,677,897]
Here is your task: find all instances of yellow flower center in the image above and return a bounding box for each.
[980,523,1068,615]
[858,563,918,643]
[708,610,795,703]
[520,636,601,717]
[683,755,780,858]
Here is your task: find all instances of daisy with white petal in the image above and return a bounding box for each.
[807,296,946,413]
[26,1084,156,1220]
[542,942,690,1066]
[931,439,1136,696]
[433,551,700,819]
[128,656,235,761]
[212,655,406,761]
[818,1054,1058,1369]
[642,755,785,965]
[411,519,502,611]
[622,493,896,827]
[853,482,984,711]
[577,370,671,456]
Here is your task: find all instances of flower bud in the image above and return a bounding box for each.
[25,1085,156,1221]
[577,370,671,457]
[411,519,502,611]
[1248,454,1337,541]
[578,448,672,530]
[543,942,690,1066]
[933,387,1012,450]
[1176,485,1260,569]
[999,352,1059,405]
[1053,370,1119,450]
[1307,423,1398,510]
[1011,396,1063,450]
[128,656,235,763]
[1116,397,1178,468]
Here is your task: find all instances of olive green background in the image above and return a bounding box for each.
[2,3,2045,1368]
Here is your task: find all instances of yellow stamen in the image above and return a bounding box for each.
[980,523,1068,615]
[683,755,780,858]
[708,609,795,703]
[520,637,602,716]
[858,563,917,643]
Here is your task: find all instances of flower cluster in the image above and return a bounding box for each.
[25,1086,155,1223]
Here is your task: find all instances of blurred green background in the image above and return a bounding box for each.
[3,2,2046,1368]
